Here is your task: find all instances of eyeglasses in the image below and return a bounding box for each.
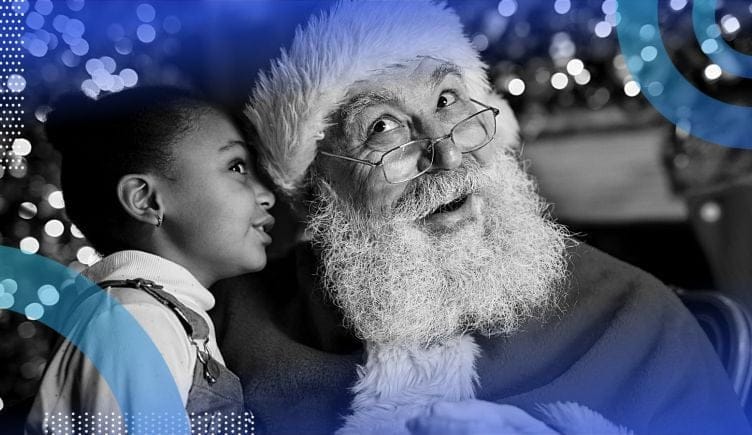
[319,99,500,184]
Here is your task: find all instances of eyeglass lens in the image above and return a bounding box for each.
[382,139,434,183]
[381,109,496,183]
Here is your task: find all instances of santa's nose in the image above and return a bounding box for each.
[430,138,462,171]
[415,117,462,172]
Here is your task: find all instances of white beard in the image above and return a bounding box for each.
[307,148,573,435]
[307,147,572,347]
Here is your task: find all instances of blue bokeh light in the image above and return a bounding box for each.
[24,303,44,321]
[26,11,45,30]
[137,23,156,43]
[38,285,60,306]
[67,0,85,12]
[64,18,85,39]
[35,0,54,16]
[137,3,156,23]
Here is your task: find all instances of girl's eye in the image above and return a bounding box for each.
[230,161,249,175]
[369,117,401,135]
[437,91,458,109]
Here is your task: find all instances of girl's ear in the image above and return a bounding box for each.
[117,174,164,226]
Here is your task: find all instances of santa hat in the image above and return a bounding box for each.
[246,0,493,198]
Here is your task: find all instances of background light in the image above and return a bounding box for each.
[18,202,37,220]
[566,58,584,76]
[624,80,641,97]
[551,72,569,90]
[136,23,156,43]
[670,0,688,11]
[47,191,65,209]
[137,3,156,23]
[77,246,100,265]
[704,64,722,81]
[37,285,60,306]
[7,74,27,93]
[20,237,40,254]
[601,0,618,15]
[24,303,44,321]
[554,0,571,15]
[12,139,32,157]
[70,224,85,239]
[701,39,719,54]
[594,21,612,38]
[507,78,526,96]
[471,34,489,51]
[44,220,65,238]
[119,68,139,87]
[35,0,54,15]
[17,322,36,339]
[497,0,517,17]
[721,15,741,34]
[163,15,181,34]
[640,46,658,62]
[574,69,591,85]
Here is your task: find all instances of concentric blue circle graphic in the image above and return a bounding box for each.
[693,0,752,79]
[617,0,752,150]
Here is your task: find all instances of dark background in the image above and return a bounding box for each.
[2,0,752,414]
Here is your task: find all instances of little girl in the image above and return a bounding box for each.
[25,87,275,434]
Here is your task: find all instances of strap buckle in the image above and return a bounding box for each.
[124,278,164,291]
[193,339,219,385]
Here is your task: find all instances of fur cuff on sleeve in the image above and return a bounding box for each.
[537,402,634,435]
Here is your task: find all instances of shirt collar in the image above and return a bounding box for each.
[79,250,215,312]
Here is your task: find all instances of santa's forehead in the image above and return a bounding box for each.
[344,57,464,98]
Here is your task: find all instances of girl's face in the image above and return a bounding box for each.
[158,109,275,286]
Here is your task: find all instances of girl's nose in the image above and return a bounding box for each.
[255,182,275,210]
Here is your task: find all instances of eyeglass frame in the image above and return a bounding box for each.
[318,98,500,184]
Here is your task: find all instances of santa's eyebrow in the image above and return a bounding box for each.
[339,89,401,137]
[428,63,463,90]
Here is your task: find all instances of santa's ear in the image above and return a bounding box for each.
[116,174,164,227]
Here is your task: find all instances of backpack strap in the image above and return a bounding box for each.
[94,278,210,340]
[92,278,218,384]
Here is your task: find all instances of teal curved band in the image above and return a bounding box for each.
[0,246,189,434]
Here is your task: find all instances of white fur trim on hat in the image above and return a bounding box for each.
[246,0,491,198]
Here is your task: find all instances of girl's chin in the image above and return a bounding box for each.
[239,253,268,274]
[212,254,267,282]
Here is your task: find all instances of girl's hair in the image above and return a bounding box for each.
[46,86,216,255]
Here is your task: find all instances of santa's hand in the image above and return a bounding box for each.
[406,400,559,435]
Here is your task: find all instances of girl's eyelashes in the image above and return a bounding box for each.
[229,159,249,175]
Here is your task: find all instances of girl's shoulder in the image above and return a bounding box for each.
[63,281,199,401]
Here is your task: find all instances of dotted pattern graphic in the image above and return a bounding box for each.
[0,0,24,172]
[42,411,256,434]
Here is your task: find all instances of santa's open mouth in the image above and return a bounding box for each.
[429,194,469,216]
[419,193,480,230]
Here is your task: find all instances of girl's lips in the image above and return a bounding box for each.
[253,225,272,245]
[254,215,275,233]
[252,215,275,245]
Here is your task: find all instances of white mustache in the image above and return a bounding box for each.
[391,158,490,221]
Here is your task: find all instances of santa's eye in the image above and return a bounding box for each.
[370,117,401,135]
[437,92,458,109]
